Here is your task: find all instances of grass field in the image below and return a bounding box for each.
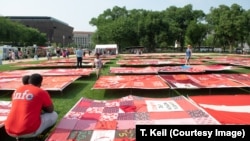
[0,53,250,141]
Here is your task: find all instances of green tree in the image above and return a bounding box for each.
[0,17,47,46]
[206,4,248,53]
[185,21,208,48]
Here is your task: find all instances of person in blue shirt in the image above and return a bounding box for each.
[185,45,192,66]
[75,47,84,68]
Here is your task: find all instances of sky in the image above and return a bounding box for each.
[1,0,249,32]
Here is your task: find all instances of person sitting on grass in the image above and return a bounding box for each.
[5,73,58,140]
[93,53,103,79]
[22,75,30,85]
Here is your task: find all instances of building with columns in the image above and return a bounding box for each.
[73,31,94,49]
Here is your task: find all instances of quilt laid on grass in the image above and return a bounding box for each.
[116,59,204,66]
[45,58,92,63]
[188,94,250,124]
[45,95,220,141]
[0,68,94,78]
[0,101,11,128]
[92,75,170,89]
[44,59,110,65]
[109,66,159,74]
[109,65,234,74]
[13,62,93,68]
[158,64,233,73]
[205,56,250,66]
[0,75,81,91]
[219,73,250,87]
[12,63,74,68]
[159,74,247,89]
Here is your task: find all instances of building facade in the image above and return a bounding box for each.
[73,31,94,49]
[6,16,74,46]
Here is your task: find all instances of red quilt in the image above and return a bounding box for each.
[0,76,81,91]
[219,73,250,86]
[159,74,246,89]
[0,68,94,78]
[92,75,170,89]
[109,66,159,74]
[189,94,250,124]
[46,95,220,141]
[13,62,93,68]
[0,101,11,128]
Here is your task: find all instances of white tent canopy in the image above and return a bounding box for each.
[95,44,118,55]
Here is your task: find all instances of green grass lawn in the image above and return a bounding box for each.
[0,53,250,141]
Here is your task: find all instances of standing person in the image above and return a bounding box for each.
[75,47,84,68]
[8,50,12,62]
[46,50,52,60]
[5,73,58,140]
[66,48,70,58]
[56,47,61,58]
[185,44,192,66]
[88,50,91,56]
[93,53,103,79]
[11,50,16,62]
[174,40,178,52]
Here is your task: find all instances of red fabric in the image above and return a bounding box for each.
[190,95,250,105]
[95,121,117,129]
[81,113,100,120]
[5,84,53,135]
[190,95,250,124]
[201,108,250,124]
[120,106,137,112]
[45,129,71,141]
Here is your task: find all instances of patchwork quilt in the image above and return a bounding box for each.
[46,95,220,141]
[109,66,159,74]
[0,68,94,78]
[92,75,170,89]
[189,94,250,124]
[219,73,250,86]
[13,62,93,68]
[116,59,204,66]
[109,65,234,74]
[159,74,247,89]
[0,75,81,91]
[0,101,11,128]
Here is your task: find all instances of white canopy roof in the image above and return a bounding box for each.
[95,44,118,54]
[95,44,117,49]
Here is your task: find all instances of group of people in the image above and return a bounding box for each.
[55,47,70,58]
[4,73,58,140]
[4,44,191,140]
[75,47,103,79]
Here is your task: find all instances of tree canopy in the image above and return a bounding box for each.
[90,3,250,53]
[0,17,46,46]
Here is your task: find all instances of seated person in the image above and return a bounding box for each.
[5,73,58,139]
[22,75,30,85]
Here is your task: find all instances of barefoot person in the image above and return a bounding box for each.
[93,53,103,79]
[185,44,192,66]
